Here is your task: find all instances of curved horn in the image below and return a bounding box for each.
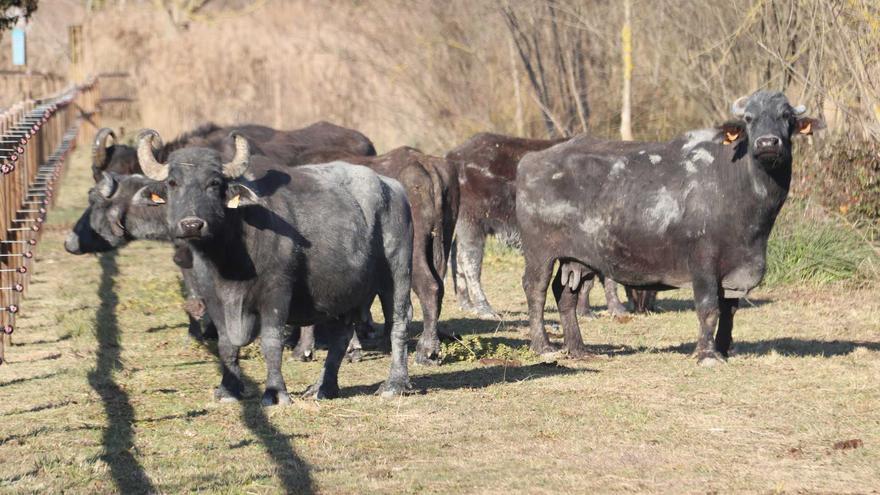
[221,132,250,179]
[92,128,116,170]
[137,129,168,180]
[731,96,749,117]
[97,171,117,199]
[793,104,807,116]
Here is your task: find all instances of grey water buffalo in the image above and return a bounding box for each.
[447,132,652,319]
[516,91,823,363]
[134,131,413,402]
[282,146,459,366]
[70,122,378,340]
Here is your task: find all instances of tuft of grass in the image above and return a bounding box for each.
[766,203,880,286]
[441,334,536,364]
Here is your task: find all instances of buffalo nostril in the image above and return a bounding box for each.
[756,136,781,149]
[178,217,206,236]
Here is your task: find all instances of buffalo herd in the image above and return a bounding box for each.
[65,90,823,402]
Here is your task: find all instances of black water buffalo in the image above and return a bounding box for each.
[447,132,652,319]
[89,121,376,178]
[516,91,823,363]
[285,146,460,366]
[134,131,413,403]
[69,122,378,341]
[91,128,141,181]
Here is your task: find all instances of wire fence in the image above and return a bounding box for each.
[0,80,100,365]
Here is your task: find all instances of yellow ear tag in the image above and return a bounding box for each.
[723,130,741,144]
[799,121,812,135]
[226,194,241,209]
[150,193,166,204]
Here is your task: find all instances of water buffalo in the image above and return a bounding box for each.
[70,122,378,341]
[285,146,459,366]
[90,121,376,179]
[447,132,652,319]
[134,131,414,403]
[91,128,141,181]
[516,91,823,363]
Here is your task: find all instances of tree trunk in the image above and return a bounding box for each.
[619,0,633,141]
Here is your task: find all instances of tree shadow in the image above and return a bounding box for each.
[237,371,315,494]
[194,340,314,494]
[339,362,594,398]
[88,252,156,493]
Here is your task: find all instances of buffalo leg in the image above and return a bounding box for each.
[523,254,556,354]
[715,298,739,357]
[691,272,724,366]
[626,287,657,313]
[291,325,315,361]
[603,278,629,316]
[552,268,591,357]
[414,253,443,366]
[260,323,291,406]
[576,276,597,318]
[455,222,497,318]
[377,272,413,397]
[215,334,244,402]
[303,320,352,400]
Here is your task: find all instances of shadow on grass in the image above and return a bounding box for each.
[88,252,156,493]
[340,362,594,398]
[195,340,314,494]
[651,297,774,313]
[653,338,880,358]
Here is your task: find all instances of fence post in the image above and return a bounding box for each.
[0,79,100,364]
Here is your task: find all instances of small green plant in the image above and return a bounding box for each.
[441,334,537,364]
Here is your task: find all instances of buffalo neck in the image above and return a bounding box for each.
[185,210,258,282]
[717,138,792,236]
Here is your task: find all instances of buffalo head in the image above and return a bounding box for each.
[135,129,259,242]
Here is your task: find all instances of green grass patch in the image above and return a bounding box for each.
[441,334,537,364]
[766,203,880,286]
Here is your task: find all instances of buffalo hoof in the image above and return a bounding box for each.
[607,303,629,318]
[302,382,339,400]
[415,340,441,366]
[529,340,559,356]
[261,389,292,406]
[697,351,727,367]
[472,305,500,320]
[376,378,412,398]
[564,346,595,360]
[214,386,242,403]
[291,346,314,362]
[346,347,364,363]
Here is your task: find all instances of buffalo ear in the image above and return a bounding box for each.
[795,117,826,136]
[132,183,168,207]
[225,183,259,209]
[719,121,746,145]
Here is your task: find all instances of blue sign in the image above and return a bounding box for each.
[12,28,26,66]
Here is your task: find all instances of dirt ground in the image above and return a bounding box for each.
[1,144,878,494]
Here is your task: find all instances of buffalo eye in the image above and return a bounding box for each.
[782,110,792,120]
[207,178,222,191]
[743,114,754,124]
[167,179,178,188]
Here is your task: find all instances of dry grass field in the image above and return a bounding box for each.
[0,140,878,494]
